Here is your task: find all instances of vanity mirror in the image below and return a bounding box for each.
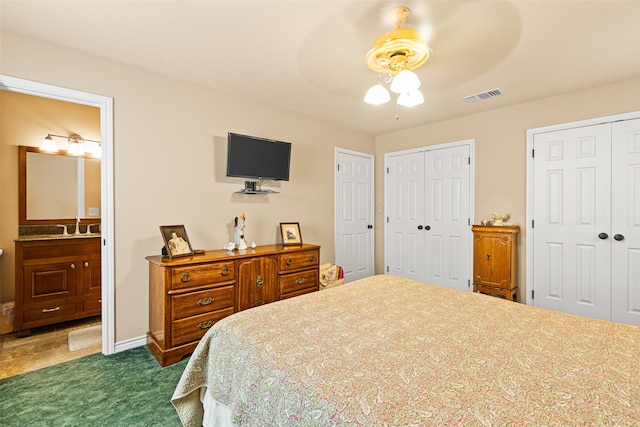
[19,145,101,225]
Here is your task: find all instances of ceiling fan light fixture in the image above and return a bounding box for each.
[390,69,420,94]
[364,83,391,105]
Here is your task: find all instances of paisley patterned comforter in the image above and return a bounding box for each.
[172,275,640,426]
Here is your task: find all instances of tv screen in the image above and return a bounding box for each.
[226,133,291,181]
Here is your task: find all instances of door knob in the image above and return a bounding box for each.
[614,234,625,241]
[417,225,423,230]
[367,224,373,229]
[598,233,609,240]
[425,225,431,231]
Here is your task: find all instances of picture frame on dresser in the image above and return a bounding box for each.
[280,222,302,245]
[160,225,193,258]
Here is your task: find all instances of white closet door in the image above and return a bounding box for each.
[532,123,612,320]
[423,145,470,291]
[385,151,424,280]
[611,118,640,325]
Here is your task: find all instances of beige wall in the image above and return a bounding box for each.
[1,31,375,342]
[374,77,640,299]
[0,90,100,302]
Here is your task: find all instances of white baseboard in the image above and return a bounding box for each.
[114,335,147,353]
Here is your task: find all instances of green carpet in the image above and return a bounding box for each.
[0,346,188,426]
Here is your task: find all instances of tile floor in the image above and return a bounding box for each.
[0,316,101,379]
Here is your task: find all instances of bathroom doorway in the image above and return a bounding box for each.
[0,76,114,370]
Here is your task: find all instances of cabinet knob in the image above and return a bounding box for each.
[486,254,491,261]
[221,265,229,276]
[256,274,264,288]
[84,262,90,268]
[181,271,191,282]
[286,258,292,266]
[309,255,316,262]
[70,263,76,269]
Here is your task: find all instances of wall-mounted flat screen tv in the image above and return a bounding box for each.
[226,132,291,181]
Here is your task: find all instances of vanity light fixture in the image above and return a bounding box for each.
[40,133,102,158]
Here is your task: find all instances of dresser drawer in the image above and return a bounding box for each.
[172,308,234,347]
[170,262,234,290]
[279,250,319,272]
[171,285,234,320]
[280,269,318,295]
[23,302,77,323]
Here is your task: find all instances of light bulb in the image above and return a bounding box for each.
[398,89,424,107]
[390,70,421,94]
[364,83,391,105]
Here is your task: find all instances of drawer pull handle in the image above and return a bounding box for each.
[256,274,264,288]
[197,320,213,329]
[286,258,292,266]
[295,277,306,284]
[221,265,229,276]
[70,263,76,269]
[42,306,61,313]
[197,297,214,306]
[181,271,191,282]
[309,255,316,262]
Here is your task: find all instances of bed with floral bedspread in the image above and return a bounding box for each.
[171,275,640,426]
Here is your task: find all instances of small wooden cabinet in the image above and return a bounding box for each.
[472,225,519,301]
[14,236,102,332]
[146,244,320,366]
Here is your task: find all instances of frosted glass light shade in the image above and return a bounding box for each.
[390,70,420,94]
[398,89,424,107]
[364,83,391,105]
[40,135,59,152]
[67,142,85,156]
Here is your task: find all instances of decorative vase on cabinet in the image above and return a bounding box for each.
[472,225,519,301]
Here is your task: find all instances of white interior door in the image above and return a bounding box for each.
[532,123,612,320]
[385,150,424,280]
[335,149,374,282]
[385,141,472,289]
[424,145,471,291]
[611,118,640,325]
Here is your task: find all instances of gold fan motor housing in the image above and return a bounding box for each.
[365,7,430,74]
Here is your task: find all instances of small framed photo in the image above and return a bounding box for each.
[160,225,194,258]
[280,222,302,245]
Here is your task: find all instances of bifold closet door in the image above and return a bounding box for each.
[611,118,640,325]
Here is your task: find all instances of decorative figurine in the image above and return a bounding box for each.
[234,212,248,250]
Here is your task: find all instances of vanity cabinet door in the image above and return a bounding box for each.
[23,261,79,306]
[237,256,278,311]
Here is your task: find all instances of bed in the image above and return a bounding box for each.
[171,275,640,426]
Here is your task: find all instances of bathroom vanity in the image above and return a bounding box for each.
[14,235,101,333]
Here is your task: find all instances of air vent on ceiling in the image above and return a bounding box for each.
[463,88,504,103]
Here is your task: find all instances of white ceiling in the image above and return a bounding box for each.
[2,0,640,136]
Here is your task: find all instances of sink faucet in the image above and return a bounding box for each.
[56,224,69,235]
[85,223,100,234]
[74,216,81,235]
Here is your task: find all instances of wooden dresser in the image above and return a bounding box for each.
[471,225,519,301]
[146,244,320,366]
[14,236,102,333]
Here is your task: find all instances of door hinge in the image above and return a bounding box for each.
[467,279,471,288]
[532,149,535,158]
[386,167,389,174]
[386,216,389,223]
[531,290,535,300]
[468,218,471,226]
[468,157,471,165]
[386,266,389,272]
[532,219,535,228]
[337,164,340,171]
